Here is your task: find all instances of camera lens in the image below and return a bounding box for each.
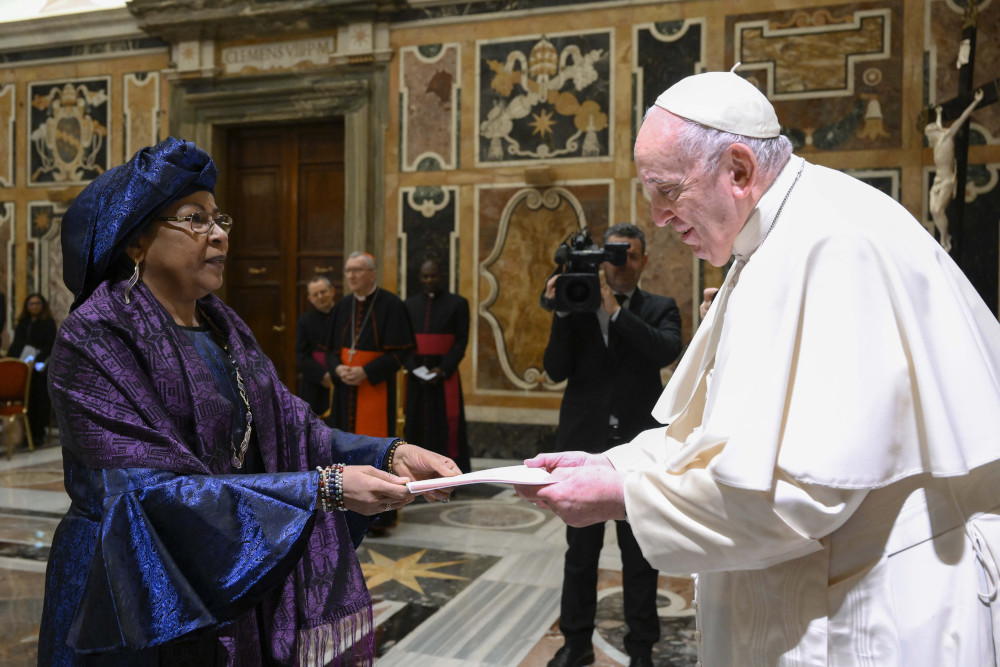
[554,273,602,312]
[564,279,592,305]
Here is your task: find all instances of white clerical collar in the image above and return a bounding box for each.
[731,156,805,261]
[354,285,378,302]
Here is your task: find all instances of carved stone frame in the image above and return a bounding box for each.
[167,66,389,258]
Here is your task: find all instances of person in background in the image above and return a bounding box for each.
[7,292,57,446]
[39,137,459,665]
[517,68,1000,665]
[326,251,414,535]
[541,223,682,667]
[295,275,336,424]
[404,257,472,474]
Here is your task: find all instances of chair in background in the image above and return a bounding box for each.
[0,358,33,459]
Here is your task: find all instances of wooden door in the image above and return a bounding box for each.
[225,122,345,390]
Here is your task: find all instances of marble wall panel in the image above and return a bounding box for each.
[27,203,71,325]
[728,1,903,152]
[0,203,10,343]
[631,181,696,350]
[476,30,612,165]
[398,185,459,300]
[0,85,12,188]
[925,0,998,143]
[476,182,611,394]
[28,77,110,186]
[123,71,160,161]
[633,19,705,137]
[400,44,460,172]
[845,167,901,201]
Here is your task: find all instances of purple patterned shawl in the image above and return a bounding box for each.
[43,278,381,665]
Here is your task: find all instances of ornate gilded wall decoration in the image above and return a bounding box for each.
[633,19,705,136]
[123,71,160,161]
[29,77,109,185]
[0,84,13,187]
[400,44,460,172]
[476,182,611,393]
[476,30,612,165]
[728,2,902,151]
[398,185,460,299]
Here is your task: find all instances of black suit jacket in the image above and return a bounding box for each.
[544,289,682,452]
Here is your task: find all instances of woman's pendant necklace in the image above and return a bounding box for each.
[228,351,254,469]
[200,309,254,468]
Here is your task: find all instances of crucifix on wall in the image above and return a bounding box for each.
[920,0,1000,312]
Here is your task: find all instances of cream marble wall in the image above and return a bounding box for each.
[387,0,1000,439]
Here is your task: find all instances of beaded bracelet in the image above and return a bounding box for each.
[316,466,332,512]
[385,440,406,475]
[316,464,348,512]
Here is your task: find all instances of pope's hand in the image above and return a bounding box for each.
[516,453,625,526]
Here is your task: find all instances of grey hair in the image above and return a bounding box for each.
[347,251,376,270]
[671,117,793,179]
[307,275,332,288]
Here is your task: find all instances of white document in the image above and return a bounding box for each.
[412,365,439,381]
[406,464,553,493]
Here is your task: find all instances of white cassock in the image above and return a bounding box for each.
[607,156,1000,666]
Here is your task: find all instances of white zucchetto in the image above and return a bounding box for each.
[654,65,781,139]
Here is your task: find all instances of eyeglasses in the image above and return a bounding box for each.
[156,211,234,234]
[344,267,374,274]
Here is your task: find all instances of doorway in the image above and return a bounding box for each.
[224,121,345,391]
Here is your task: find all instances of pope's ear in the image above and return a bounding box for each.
[727,143,757,197]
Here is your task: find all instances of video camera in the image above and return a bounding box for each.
[548,229,629,312]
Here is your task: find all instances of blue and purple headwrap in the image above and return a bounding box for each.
[61,137,217,310]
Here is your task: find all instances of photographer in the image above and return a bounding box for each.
[541,223,682,667]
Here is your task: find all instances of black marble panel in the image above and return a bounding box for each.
[634,21,703,138]
[29,77,109,185]
[468,420,557,459]
[400,186,456,301]
[395,0,612,22]
[358,541,501,655]
[478,32,611,164]
[953,163,1000,315]
[0,38,166,65]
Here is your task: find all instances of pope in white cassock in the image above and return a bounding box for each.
[516,68,1000,666]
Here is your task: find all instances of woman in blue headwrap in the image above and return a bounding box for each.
[38,137,459,666]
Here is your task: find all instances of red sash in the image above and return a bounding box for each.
[340,348,389,437]
[416,333,460,458]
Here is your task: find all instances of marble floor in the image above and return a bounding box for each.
[0,442,698,666]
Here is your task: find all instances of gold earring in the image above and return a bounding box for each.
[124,259,141,304]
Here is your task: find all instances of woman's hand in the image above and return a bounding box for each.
[391,443,461,503]
[340,465,413,515]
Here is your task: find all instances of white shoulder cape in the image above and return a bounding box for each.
[652,160,1000,491]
